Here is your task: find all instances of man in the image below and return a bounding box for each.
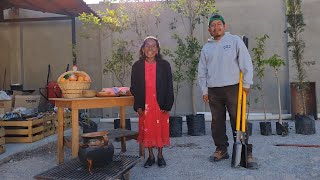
[197,14,258,169]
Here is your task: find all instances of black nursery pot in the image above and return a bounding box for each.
[276,122,289,136]
[259,122,272,136]
[186,114,206,136]
[295,115,316,135]
[114,118,131,130]
[82,121,98,134]
[169,116,183,137]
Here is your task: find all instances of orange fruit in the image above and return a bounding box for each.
[69,75,77,81]
[84,76,91,82]
[78,76,84,82]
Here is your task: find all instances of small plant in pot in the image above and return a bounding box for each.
[103,39,134,131]
[165,0,216,136]
[79,112,98,134]
[265,54,288,136]
[286,0,316,135]
[162,41,185,138]
[252,34,272,136]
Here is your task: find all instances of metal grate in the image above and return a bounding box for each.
[34,155,140,180]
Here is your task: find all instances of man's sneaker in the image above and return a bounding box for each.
[247,154,258,169]
[209,150,229,162]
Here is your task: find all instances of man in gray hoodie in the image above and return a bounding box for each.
[198,14,258,169]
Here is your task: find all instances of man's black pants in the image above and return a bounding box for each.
[208,84,249,152]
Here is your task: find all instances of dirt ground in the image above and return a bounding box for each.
[0,120,320,180]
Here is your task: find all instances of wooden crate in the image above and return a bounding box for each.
[43,114,56,137]
[0,118,44,143]
[0,136,5,146]
[54,112,72,132]
[0,145,5,155]
[0,127,5,138]
[0,127,6,150]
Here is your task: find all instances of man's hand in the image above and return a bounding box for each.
[137,108,144,116]
[243,88,250,94]
[203,94,209,103]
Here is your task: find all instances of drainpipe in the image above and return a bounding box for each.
[71,17,76,65]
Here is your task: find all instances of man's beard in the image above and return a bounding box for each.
[212,31,224,39]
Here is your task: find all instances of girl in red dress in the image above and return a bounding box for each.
[131,36,174,168]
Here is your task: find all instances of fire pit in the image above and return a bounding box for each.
[34,155,140,180]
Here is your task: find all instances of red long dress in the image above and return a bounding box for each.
[137,61,170,148]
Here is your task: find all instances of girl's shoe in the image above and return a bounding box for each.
[157,157,166,168]
[144,157,155,168]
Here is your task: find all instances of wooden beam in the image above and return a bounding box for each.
[0,16,72,23]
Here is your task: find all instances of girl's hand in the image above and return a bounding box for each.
[160,110,168,113]
[137,108,144,116]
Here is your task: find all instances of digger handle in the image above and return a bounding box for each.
[241,91,247,132]
[236,72,243,131]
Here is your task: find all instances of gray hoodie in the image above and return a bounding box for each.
[198,33,253,95]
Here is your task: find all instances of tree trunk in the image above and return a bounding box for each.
[276,76,282,124]
[191,82,196,115]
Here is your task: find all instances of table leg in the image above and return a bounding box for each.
[119,106,126,152]
[58,107,64,164]
[72,109,79,158]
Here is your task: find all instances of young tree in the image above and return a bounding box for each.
[103,39,134,86]
[252,34,269,122]
[286,0,313,115]
[264,54,286,124]
[79,1,129,39]
[165,0,217,114]
[162,34,188,116]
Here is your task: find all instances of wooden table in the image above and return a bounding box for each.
[50,96,134,164]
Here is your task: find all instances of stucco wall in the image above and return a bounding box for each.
[0,0,319,117]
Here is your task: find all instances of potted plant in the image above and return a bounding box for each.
[165,0,216,136]
[79,112,98,134]
[103,39,134,131]
[252,34,272,136]
[264,54,288,136]
[162,38,186,137]
[285,0,316,135]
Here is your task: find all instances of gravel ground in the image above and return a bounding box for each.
[0,120,319,180]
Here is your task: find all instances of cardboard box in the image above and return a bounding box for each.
[0,108,4,115]
[12,90,23,107]
[14,95,40,109]
[0,100,12,112]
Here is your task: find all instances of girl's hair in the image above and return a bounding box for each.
[139,36,163,61]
